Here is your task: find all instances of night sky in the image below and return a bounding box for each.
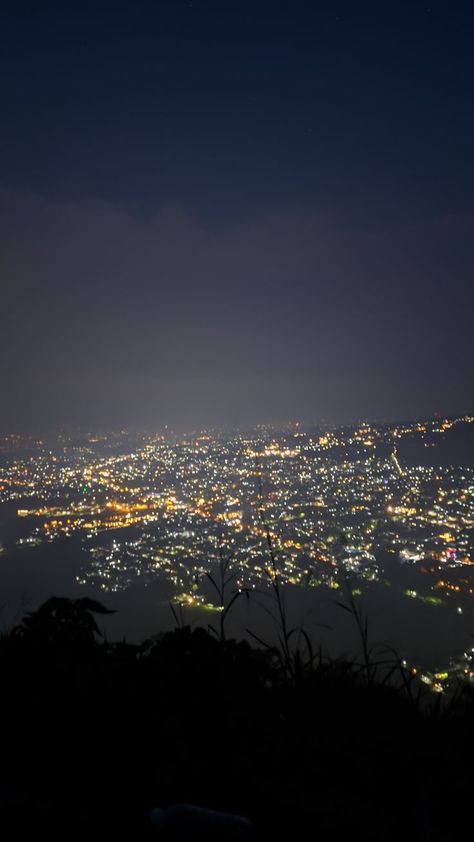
[1,0,473,432]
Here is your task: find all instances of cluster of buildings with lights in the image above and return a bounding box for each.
[0,414,473,686]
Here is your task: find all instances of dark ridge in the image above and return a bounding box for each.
[0,596,473,841]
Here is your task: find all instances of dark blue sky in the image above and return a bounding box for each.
[1,0,473,431]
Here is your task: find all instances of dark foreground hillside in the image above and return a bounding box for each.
[0,597,472,841]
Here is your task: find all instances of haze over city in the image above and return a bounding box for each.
[1,0,473,432]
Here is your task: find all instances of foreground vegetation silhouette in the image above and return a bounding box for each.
[0,594,473,840]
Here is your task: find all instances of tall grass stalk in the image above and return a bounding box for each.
[205,546,248,640]
[247,461,320,679]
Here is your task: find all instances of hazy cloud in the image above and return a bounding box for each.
[1,189,472,431]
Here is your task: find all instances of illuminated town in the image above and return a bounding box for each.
[1,414,474,691]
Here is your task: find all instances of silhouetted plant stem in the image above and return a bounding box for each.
[254,461,295,677]
[205,545,247,641]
